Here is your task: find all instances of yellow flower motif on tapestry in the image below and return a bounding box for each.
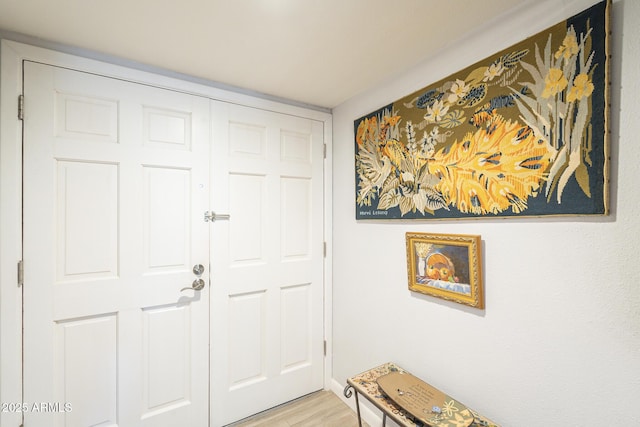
[355,116,377,146]
[567,73,594,102]
[447,79,469,103]
[424,100,450,123]
[555,32,579,61]
[541,68,568,98]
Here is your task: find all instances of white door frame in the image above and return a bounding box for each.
[0,38,333,427]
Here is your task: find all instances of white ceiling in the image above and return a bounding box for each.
[0,0,529,109]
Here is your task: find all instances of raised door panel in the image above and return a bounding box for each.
[280,283,312,373]
[55,92,118,143]
[54,314,118,427]
[143,167,190,272]
[56,161,119,282]
[228,291,267,390]
[280,177,311,260]
[228,173,267,266]
[142,305,192,418]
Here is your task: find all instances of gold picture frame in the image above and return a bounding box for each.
[406,232,483,308]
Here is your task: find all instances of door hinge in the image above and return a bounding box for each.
[323,143,327,159]
[18,95,24,121]
[323,340,327,356]
[17,260,24,287]
[323,242,327,258]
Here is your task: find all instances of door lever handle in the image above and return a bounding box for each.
[181,278,205,292]
[204,211,230,222]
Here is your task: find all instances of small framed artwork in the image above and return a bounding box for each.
[406,232,483,308]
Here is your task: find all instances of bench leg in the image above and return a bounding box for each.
[344,384,363,427]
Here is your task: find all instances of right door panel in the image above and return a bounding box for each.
[209,102,325,426]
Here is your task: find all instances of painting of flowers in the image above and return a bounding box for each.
[355,0,609,220]
[406,232,483,308]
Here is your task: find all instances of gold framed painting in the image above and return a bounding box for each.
[406,232,483,308]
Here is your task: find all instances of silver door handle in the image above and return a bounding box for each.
[204,211,230,222]
[181,278,205,292]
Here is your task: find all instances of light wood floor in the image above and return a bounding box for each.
[226,390,369,427]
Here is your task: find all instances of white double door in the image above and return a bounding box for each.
[22,62,325,427]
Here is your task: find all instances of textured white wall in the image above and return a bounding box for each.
[331,0,640,425]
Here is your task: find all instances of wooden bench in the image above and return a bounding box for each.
[344,362,498,427]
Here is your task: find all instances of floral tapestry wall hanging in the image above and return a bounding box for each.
[355,0,610,220]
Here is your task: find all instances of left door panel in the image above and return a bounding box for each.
[22,61,210,427]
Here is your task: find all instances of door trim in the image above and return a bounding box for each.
[0,38,333,427]
[0,39,25,427]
